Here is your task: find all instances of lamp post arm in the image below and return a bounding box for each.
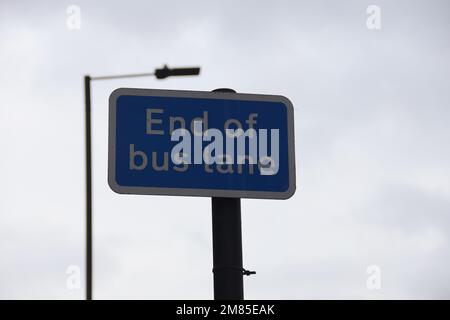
[91,72,155,81]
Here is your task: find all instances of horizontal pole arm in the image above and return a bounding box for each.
[91,72,154,81]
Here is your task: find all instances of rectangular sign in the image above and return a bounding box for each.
[108,88,296,199]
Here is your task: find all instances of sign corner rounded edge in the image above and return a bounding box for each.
[277,95,295,115]
[107,173,125,195]
[109,88,128,105]
[284,183,297,200]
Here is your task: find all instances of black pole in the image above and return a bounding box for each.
[211,88,244,300]
[84,75,92,300]
[83,67,200,301]
[212,197,244,300]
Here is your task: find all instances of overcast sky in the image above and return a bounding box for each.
[1,0,449,299]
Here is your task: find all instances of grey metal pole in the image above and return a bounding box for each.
[84,75,92,300]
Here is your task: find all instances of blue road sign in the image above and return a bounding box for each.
[108,88,296,199]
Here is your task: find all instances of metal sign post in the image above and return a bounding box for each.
[212,196,244,299]
[211,88,245,300]
[107,87,296,299]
